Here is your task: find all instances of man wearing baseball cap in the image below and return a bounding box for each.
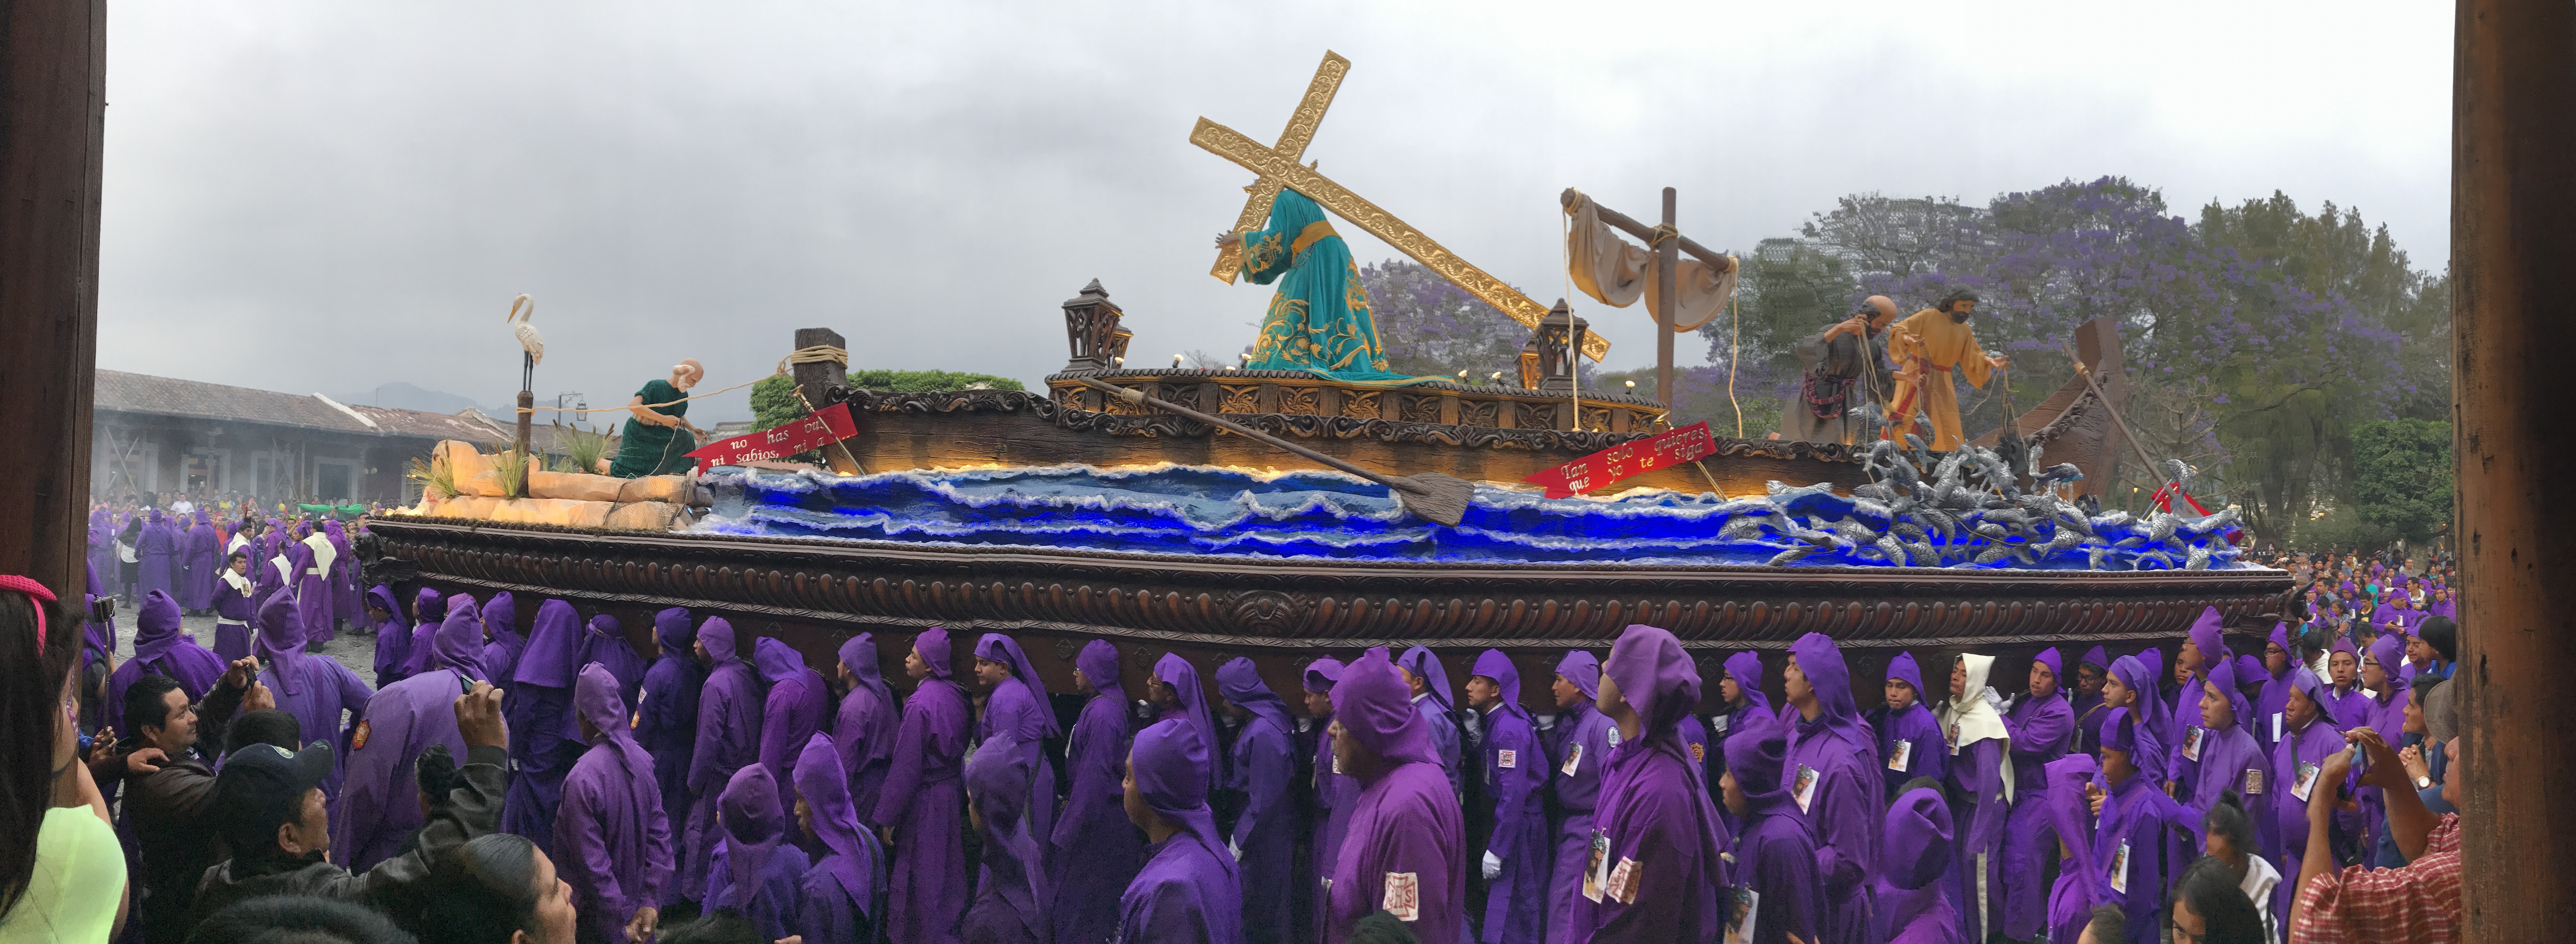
[185,680,509,927]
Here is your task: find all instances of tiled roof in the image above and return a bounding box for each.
[95,370,538,445]
[95,369,372,433]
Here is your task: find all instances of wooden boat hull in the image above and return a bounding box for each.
[367,515,2293,711]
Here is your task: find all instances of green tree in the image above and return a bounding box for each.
[2348,418,2453,542]
[750,370,1027,434]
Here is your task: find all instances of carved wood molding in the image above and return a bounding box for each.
[370,518,2294,652]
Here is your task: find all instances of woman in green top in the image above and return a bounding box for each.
[608,359,708,478]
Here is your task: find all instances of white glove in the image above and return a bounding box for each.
[1230,838,1243,862]
[1979,687,2004,714]
[1482,850,1503,880]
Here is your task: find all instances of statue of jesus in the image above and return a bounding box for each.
[1215,188,1438,386]
[1882,288,2010,451]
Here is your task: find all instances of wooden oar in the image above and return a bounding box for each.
[1076,377,1476,526]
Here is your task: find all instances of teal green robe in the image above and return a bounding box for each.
[1237,189,1439,386]
[608,378,696,478]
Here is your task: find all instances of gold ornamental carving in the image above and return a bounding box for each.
[1189,116,1610,363]
[1280,386,1320,415]
[1340,391,1381,419]
[1219,385,1262,414]
[1402,394,1444,424]
[1210,51,1350,284]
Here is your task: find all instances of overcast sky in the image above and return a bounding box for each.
[97,2,2452,424]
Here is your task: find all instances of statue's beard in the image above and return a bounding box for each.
[1948,311,1971,324]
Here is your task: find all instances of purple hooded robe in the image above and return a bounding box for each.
[756,636,832,817]
[1398,645,1463,801]
[2105,655,2171,787]
[1115,719,1244,944]
[556,662,675,944]
[255,590,373,804]
[1547,650,1616,944]
[2350,633,2412,861]
[403,588,445,676]
[964,729,1052,944]
[871,629,972,944]
[1717,651,1776,753]
[104,590,226,733]
[637,607,705,904]
[1153,654,1221,793]
[1782,633,1881,944]
[2167,607,2231,795]
[2070,646,2111,755]
[336,593,487,872]
[326,520,359,626]
[1051,640,1141,944]
[1580,625,1730,944]
[2252,623,2295,757]
[2039,754,2102,944]
[1874,652,1947,797]
[795,732,885,944]
[1325,647,1465,944]
[2267,668,2347,926]
[2180,657,2277,859]
[834,633,899,826]
[293,530,338,643]
[1876,787,1960,944]
[972,633,1060,862]
[480,592,526,691]
[136,510,181,600]
[1722,721,1821,944]
[1215,657,1298,944]
[1301,657,1358,944]
[2092,708,2197,943]
[503,599,587,844]
[1997,648,2074,940]
[1467,649,1549,944]
[577,614,649,712]
[706,765,812,940]
[87,511,119,601]
[181,511,220,611]
[682,616,767,906]
[1935,654,2011,944]
[366,584,412,689]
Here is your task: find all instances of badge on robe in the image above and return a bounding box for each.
[1791,764,1820,814]
[1582,830,1611,903]
[1887,740,1913,772]
[1607,857,1641,905]
[2243,768,2263,795]
[2182,725,2206,762]
[1724,886,1760,944]
[1560,744,1584,777]
[2291,762,2321,802]
[2110,841,2131,895]
[351,720,370,751]
[1498,748,1516,769]
[1382,872,1420,922]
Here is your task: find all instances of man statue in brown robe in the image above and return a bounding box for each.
[1776,295,1899,445]
[1883,289,2009,452]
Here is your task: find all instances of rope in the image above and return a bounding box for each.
[1725,300,1746,438]
[1647,223,1680,248]
[518,345,850,416]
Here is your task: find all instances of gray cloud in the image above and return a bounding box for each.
[98,2,2451,424]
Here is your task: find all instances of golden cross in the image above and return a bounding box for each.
[1192,117,1611,361]
[1208,51,1349,284]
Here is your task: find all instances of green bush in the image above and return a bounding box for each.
[747,370,1030,463]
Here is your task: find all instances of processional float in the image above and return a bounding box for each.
[366,51,2284,702]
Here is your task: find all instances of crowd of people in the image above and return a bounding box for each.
[0,513,2475,944]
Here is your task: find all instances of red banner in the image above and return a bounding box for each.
[686,402,859,473]
[1519,421,1715,499]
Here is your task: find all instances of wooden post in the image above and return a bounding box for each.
[514,387,534,494]
[793,327,862,475]
[2454,0,2576,934]
[1656,187,1678,409]
[0,0,107,599]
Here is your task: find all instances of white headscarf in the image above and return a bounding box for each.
[1940,652,2015,802]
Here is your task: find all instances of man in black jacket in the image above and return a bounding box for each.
[114,660,269,943]
[186,680,509,930]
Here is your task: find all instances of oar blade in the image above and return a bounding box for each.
[1392,472,1475,527]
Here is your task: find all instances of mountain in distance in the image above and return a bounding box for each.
[333,382,510,418]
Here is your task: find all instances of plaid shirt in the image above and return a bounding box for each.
[2289,813,2461,944]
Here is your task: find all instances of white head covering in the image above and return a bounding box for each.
[1939,652,2015,802]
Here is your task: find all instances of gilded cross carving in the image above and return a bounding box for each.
[1209,51,1349,284]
